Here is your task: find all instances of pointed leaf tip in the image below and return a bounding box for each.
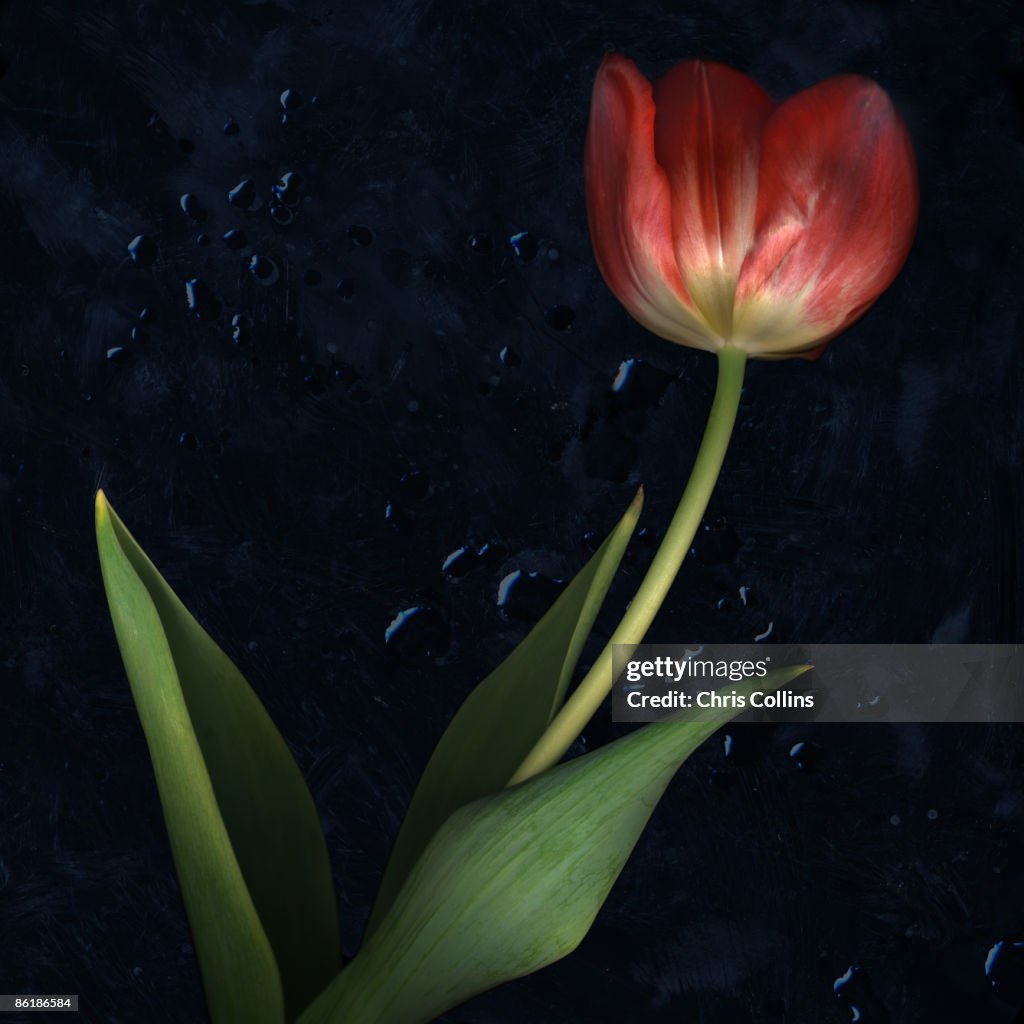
[95,501,342,1022]
[364,489,644,938]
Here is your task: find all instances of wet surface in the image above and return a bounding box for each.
[0,1,1022,1022]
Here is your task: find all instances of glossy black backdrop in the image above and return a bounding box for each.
[1,1,1022,1022]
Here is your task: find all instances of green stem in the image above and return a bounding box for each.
[507,344,748,786]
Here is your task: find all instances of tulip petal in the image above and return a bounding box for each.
[652,60,775,338]
[585,54,718,351]
[734,75,918,355]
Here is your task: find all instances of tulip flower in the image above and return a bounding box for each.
[511,56,918,781]
[92,53,913,1024]
[584,54,919,361]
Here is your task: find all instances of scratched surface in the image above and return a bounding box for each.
[0,1,1022,1022]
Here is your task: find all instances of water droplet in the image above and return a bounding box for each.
[223,118,240,136]
[185,278,221,321]
[509,230,537,260]
[985,938,1024,1003]
[196,233,210,246]
[231,313,250,345]
[138,306,152,322]
[607,358,674,414]
[105,346,128,362]
[544,304,574,331]
[272,171,303,206]
[441,542,500,578]
[280,88,304,111]
[467,232,492,254]
[129,326,148,344]
[723,733,734,758]
[384,606,450,658]
[788,740,819,771]
[227,177,257,210]
[834,966,855,994]
[347,223,374,247]
[266,199,291,224]
[384,500,411,532]
[478,543,506,566]
[829,965,891,1019]
[128,234,157,267]
[499,344,521,367]
[248,254,279,285]
[223,229,248,250]
[497,570,565,621]
[889,814,901,826]
[179,192,206,221]
[497,570,521,606]
[335,277,355,300]
[178,431,198,450]
[303,268,321,285]
[927,808,939,820]
[854,692,888,718]
[611,358,635,393]
[442,546,471,575]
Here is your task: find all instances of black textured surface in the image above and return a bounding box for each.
[1,2,1023,1022]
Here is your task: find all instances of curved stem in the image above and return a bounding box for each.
[508,345,748,786]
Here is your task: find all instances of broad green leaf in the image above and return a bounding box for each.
[95,491,342,1023]
[301,664,811,1024]
[365,488,644,937]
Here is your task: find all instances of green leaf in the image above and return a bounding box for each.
[95,491,342,1023]
[299,664,810,1024]
[365,488,644,937]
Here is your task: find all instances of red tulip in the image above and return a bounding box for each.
[584,55,918,360]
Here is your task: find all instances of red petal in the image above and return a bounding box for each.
[585,54,717,350]
[735,75,918,346]
[652,61,775,335]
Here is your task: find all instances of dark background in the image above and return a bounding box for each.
[1,0,1022,1021]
